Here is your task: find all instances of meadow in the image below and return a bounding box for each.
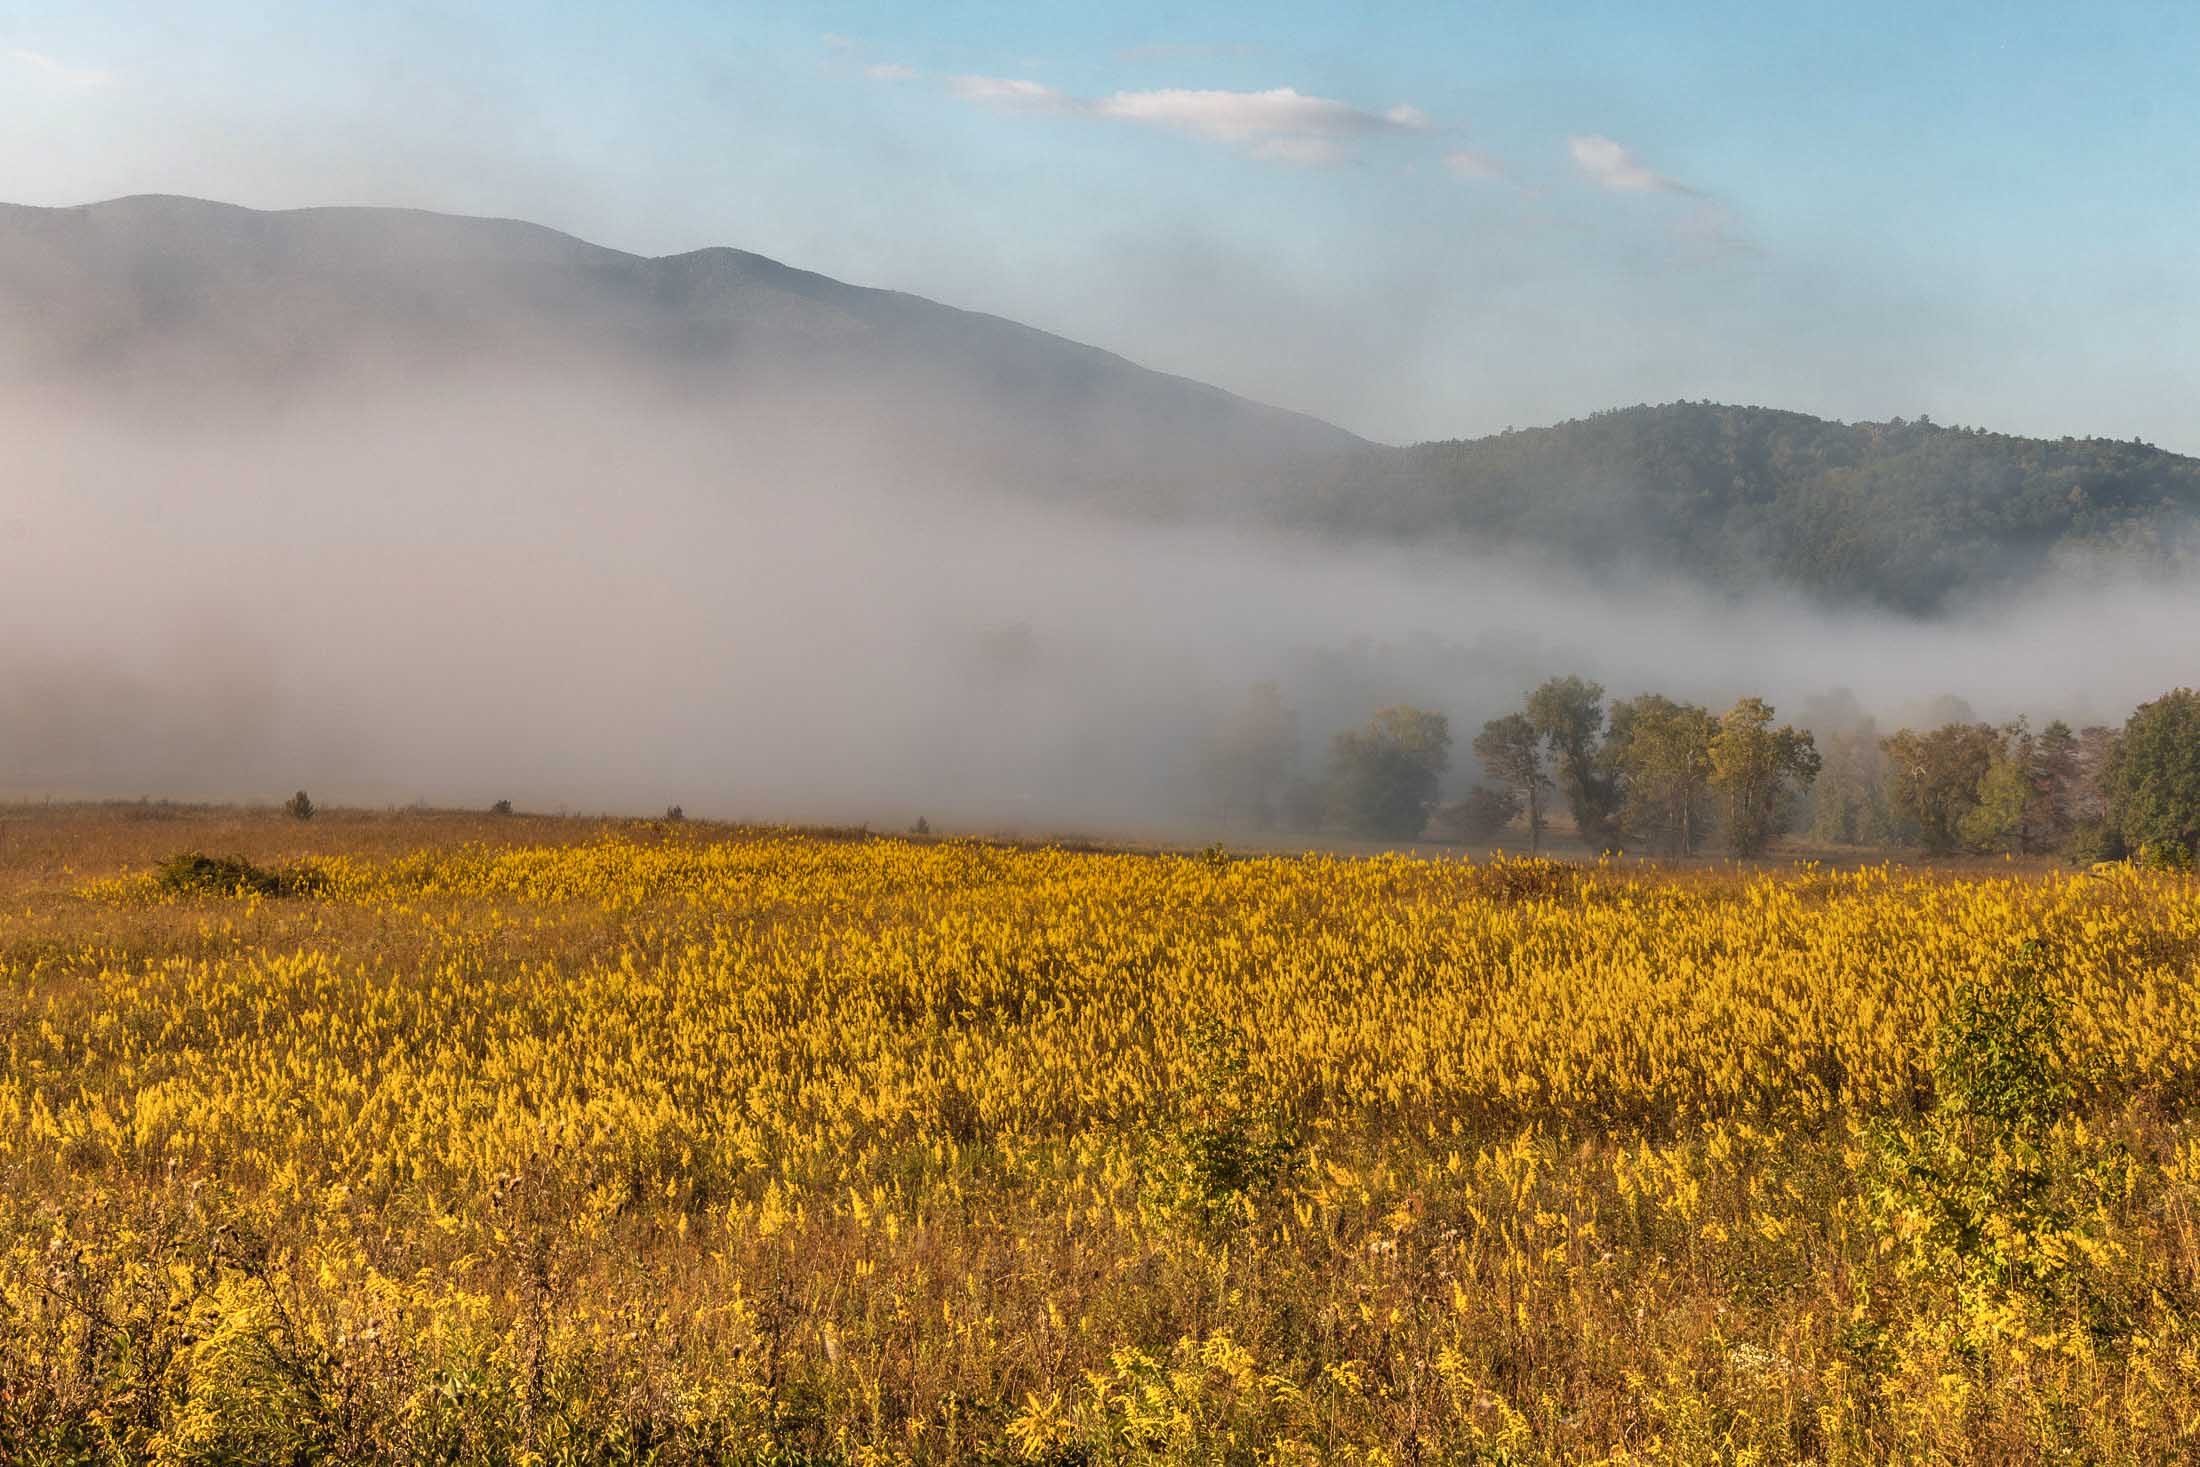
[2,806,2198,1464]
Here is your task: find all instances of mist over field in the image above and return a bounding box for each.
[5,367,2194,830]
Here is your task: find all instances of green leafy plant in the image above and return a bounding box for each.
[1150,1021,1301,1235]
[156,852,328,899]
[1869,941,2134,1344]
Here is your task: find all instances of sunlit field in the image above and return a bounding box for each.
[4,806,2198,1464]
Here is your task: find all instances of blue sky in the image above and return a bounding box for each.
[5,1,2196,448]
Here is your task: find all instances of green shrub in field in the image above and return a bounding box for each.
[1870,941,2136,1344]
[1149,1021,1302,1235]
[156,852,328,899]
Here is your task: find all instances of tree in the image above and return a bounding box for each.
[1329,706,1451,839]
[2028,720,2080,853]
[1960,731,2033,855]
[1882,724,1999,855]
[1708,698,1821,856]
[2065,723,2125,862]
[2111,688,2200,863]
[1204,681,1299,829]
[2071,725,2121,824]
[1474,713,1550,853]
[1607,693,1716,855]
[1798,692,1890,848]
[1527,675,1620,847]
[1808,723,1892,846]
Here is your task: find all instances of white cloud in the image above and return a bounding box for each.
[1568,134,1693,194]
[822,33,855,51]
[1093,87,1424,148]
[6,48,113,90]
[947,75,1070,112]
[864,63,916,81]
[940,74,1433,167]
[1443,148,1505,181]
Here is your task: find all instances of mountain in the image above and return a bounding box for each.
[5,195,2195,612]
[0,194,1363,507]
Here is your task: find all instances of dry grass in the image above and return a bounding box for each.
[2,805,2196,1464]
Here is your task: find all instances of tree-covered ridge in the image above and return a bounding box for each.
[1305,403,2200,611]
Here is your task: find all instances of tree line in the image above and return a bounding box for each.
[1204,678,2200,866]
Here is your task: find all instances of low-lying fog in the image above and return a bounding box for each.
[4,380,2193,834]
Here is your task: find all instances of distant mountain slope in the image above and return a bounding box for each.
[1291,403,2200,611]
[0,194,1363,505]
[4,197,2195,612]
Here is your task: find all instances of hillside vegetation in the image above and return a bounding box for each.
[1302,403,2200,611]
[4,812,2198,1462]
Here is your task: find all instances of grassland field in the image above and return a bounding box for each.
[2,802,2198,1465]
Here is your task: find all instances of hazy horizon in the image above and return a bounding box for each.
[5,3,2197,830]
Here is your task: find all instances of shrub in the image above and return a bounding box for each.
[156,852,327,899]
[664,805,685,823]
[1869,941,2133,1343]
[283,790,315,821]
[490,799,514,817]
[2137,839,2193,872]
[1150,1021,1301,1235]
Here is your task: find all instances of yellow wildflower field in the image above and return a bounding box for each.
[3,810,2197,1463]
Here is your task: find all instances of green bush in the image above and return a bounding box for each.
[156,852,328,899]
[1150,1022,1301,1235]
[283,790,316,821]
[2137,839,2193,872]
[1869,942,2134,1344]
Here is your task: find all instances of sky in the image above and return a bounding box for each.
[4,1,2197,449]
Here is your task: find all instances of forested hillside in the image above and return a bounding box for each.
[1299,403,2200,611]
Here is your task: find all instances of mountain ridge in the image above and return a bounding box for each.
[5,193,2195,612]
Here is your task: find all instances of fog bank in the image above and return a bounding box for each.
[4,382,2193,833]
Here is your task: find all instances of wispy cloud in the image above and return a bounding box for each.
[946,79,1431,166]
[6,47,113,90]
[946,75,1071,112]
[1568,134,1695,195]
[821,33,855,51]
[1094,87,1429,149]
[1567,135,1753,253]
[864,63,916,81]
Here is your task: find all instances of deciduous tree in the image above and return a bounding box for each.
[1527,675,1621,848]
[1330,706,1451,840]
[2111,688,2200,863]
[1709,698,1821,856]
[1607,693,1716,855]
[1474,713,1550,854]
